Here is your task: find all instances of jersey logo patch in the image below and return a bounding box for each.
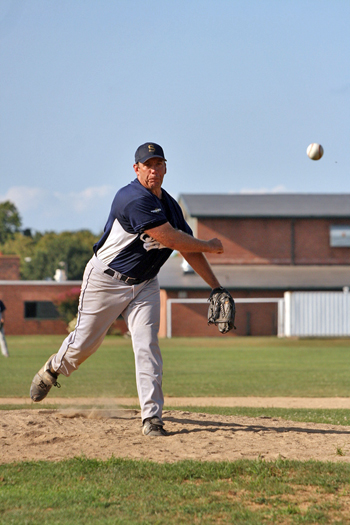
[140,233,166,251]
[151,208,162,213]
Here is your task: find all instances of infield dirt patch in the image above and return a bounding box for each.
[2,398,350,464]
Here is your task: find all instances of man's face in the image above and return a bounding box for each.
[134,157,166,197]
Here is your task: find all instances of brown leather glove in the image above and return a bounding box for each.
[208,287,236,334]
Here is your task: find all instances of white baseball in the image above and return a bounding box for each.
[307,143,324,161]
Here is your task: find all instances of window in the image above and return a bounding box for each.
[24,301,60,320]
[330,226,350,247]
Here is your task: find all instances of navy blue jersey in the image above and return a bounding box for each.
[94,178,192,281]
[0,300,5,313]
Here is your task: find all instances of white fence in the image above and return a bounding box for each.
[166,291,350,338]
[284,291,350,337]
[166,297,285,338]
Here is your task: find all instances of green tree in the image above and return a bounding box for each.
[21,230,99,280]
[0,231,37,276]
[0,201,22,244]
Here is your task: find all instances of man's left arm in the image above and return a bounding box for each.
[181,252,236,334]
[180,252,221,289]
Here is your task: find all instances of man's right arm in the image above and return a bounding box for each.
[144,222,223,254]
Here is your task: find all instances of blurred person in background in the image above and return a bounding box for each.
[0,299,9,358]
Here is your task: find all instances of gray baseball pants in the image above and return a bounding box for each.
[51,255,164,423]
[0,326,9,357]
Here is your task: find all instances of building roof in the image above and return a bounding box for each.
[0,281,82,286]
[178,194,350,219]
[158,256,350,291]
[1,263,349,292]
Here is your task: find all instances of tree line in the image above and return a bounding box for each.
[0,200,99,280]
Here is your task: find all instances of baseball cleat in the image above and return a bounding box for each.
[30,354,61,402]
[142,416,167,437]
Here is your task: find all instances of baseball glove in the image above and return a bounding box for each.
[208,287,236,334]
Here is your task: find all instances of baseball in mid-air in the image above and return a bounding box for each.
[306,143,324,161]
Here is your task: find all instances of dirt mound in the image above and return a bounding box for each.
[1,407,350,464]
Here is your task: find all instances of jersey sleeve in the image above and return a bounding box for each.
[123,195,168,233]
[182,219,193,236]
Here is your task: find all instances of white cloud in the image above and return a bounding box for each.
[1,186,48,212]
[53,185,113,213]
[0,185,115,232]
[238,185,289,194]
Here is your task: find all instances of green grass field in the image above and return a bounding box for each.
[1,458,350,524]
[1,335,350,524]
[2,335,350,399]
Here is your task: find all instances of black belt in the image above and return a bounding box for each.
[104,268,143,285]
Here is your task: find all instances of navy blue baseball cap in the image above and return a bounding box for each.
[135,142,166,164]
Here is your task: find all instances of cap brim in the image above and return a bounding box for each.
[138,154,167,164]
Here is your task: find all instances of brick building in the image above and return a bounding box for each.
[0,255,127,336]
[0,254,81,334]
[1,194,350,336]
[157,194,350,337]
[179,193,350,266]
[0,276,128,336]
[0,280,81,335]
[0,255,20,280]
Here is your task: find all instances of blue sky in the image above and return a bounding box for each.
[1,0,349,234]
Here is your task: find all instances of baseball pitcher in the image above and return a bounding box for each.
[30,142,235,436]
